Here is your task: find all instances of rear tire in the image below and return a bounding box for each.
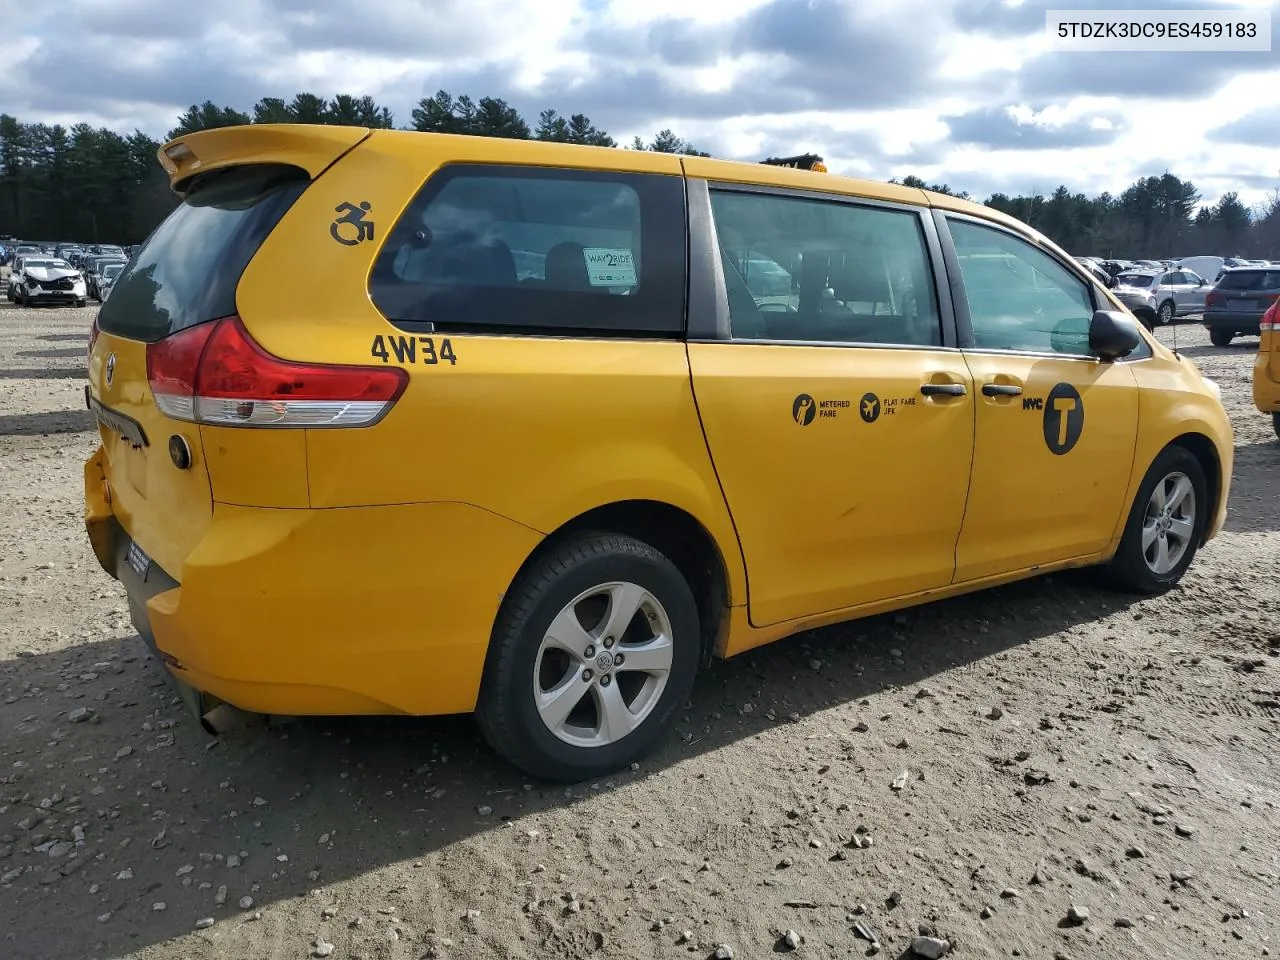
[1209,328,1233,347]
[1157,300,1175,325]
[476,533,701,782]
[1100,446,1208,595]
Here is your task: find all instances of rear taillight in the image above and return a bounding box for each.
[1205,292,1224,309]
[1261,302,1278,333]
[146,316,408,428]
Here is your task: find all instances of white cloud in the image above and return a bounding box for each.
[2,0,1278,207]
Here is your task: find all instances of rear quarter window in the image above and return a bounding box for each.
[369,165,687,337]
[96,163,308,343]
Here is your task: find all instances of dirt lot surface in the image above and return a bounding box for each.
[1,301,1277,960]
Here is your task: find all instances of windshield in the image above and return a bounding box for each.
[25,259,63,269]
[1116,274,1153,288]
[102,264,124,279]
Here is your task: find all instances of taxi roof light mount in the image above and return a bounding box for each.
[146,316,408,429]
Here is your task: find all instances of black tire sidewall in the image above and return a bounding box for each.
[484,539,700,781]
[1115,447,1208,592]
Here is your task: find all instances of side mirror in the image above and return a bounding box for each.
[1089,309,1141,361]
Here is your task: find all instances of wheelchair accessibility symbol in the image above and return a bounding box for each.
[330,201,374,246]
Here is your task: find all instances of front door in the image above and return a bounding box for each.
[688,186,974,627]
[943,215,1141,583]
[1172,270,1209,313]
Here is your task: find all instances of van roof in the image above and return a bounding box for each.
[158,124,1062,257]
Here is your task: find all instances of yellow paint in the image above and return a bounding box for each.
[81,125,1235,718]
[88,332,214,580]
[688,342,973,626]
[953,353,1139,583]
[157,123,371,191]
[1253,309,1280,415]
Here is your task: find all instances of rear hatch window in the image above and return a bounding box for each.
[1116,274,1152,288]
[97,163,308,343]
[1215,270,1280,291]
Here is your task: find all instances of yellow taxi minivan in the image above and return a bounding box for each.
[1252,300,1280,439]
[84,124,1233,780]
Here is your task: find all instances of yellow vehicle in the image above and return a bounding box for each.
[1253,301,1280,438]
[83,124,1233,781]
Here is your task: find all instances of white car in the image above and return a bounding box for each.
[8,257,87,307]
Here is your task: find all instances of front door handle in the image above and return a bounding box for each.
[920,382,967,397]
[982,383,1023,397]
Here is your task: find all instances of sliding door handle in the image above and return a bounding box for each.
[981,383,1024,397]
[920,382,967,397]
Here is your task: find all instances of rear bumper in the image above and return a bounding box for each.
[1203,311,1262,334]
[23,291,81,303]
[84,447,542,717]
[1254,354,1280,412]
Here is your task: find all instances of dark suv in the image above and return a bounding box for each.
[1204,267,1280,346]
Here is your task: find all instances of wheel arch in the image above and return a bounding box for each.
[502,499,733,666]
[1167,432,1222,545]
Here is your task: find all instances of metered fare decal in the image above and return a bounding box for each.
[792,391,919,426]
[792,394,851,425]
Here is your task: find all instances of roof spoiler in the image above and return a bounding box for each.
[157,124,373,196]
[760,153,827,172]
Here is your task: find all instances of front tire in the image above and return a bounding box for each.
[1101,446,1207,594]
[1209,328,1233,347]
[477,533,701,782]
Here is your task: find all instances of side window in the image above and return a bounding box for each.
[708,188,942,346]
[369,165,686,336]
[1183,271,1203,285]
[948,219,1094,355]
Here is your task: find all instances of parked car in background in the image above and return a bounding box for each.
[1177,256,1225,282]
[83,255,127,299]
[95,261,125,302]
[8,256,87,306]
[1204,265,1280,347]
[1111,267,1211,327]
[1252,301,1280,438]
[1075,257,1115,288]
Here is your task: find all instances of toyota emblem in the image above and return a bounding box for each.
[105,352,116,387]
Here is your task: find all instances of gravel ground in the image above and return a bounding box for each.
[1,301,1277,960]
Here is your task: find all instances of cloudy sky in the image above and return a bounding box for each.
[2,0,1278,208]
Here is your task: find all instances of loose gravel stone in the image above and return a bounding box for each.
[911,936,951,958]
